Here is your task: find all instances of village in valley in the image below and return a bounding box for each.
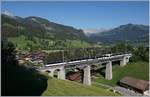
[15,48,149,96]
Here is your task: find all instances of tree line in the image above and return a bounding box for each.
[111,43,149,62]
[45,43,149,63]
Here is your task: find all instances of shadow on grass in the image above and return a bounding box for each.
[92,62,120,78]
[1,41,48,96]
[91,66,106,78]
[97,67,106,78]
[2,64,48,96]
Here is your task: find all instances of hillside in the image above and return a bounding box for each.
[93,61,149,86]
[2,13,148,49]
[2,60,119,96]
[2,14,90,50]
[1,40,118,96]
[41,77,120,96]
[89,24,149,45]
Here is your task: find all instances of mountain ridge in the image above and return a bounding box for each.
[89,23,149,44]
[2,13,149,49]
[2,14,90,50]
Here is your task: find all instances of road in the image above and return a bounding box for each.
[93,82,142,96]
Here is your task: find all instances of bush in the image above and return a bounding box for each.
[111,43,149,62]
[131,45,149,62]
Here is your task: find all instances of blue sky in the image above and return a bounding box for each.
[2,1,149,29]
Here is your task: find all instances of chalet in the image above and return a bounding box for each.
[118,76,149,95]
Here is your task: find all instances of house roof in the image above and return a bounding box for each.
[67,72,81,81]
[119,76,149,91]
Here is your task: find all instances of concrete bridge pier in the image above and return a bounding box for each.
[83,65,91,85]
[126,56,130,63]
[120,56,127,67]
[105,61,112,80]
[57,66,66,80]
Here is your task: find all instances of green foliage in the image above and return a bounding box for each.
[8,35,91,50]
[2,40,17,66]
[8,36,41,50]
[111,42,133,53]
[93,62,149,86]
[131,45,149,62]
[2,14,89,49]
[45,47,111,63]
[111,43,149,62]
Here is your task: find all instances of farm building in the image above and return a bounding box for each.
[118,76,149,95]
[66,71,82,82]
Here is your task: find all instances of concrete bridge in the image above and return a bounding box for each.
[40,53,132,85]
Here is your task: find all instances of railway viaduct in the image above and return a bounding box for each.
[40,53,132,85]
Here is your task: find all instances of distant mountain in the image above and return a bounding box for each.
[2,10,15,18]
[83,28,109,37]
[89,24,149,44]
[2,13,148,49]
[2,14,87,41]
[2,14,90,50]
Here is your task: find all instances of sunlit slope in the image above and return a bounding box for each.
[42,77,120,96]
[94,61,149,86]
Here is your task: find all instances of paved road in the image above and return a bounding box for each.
[93,82,142,96]
[113,86,142,96]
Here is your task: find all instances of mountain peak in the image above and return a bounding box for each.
[2,10,15,18]
[26,16,49,22]
[126,23,133,26]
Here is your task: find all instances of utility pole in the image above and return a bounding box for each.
[62,50,64,62]
[83,48,85,59]
[94,47,97,59]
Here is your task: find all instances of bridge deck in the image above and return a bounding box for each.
[44,54,132,67]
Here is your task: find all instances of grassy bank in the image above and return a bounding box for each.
[42,77,120,96]
[93,61,149,86]
[2,62,120,96]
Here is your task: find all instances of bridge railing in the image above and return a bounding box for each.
[45,53,132,67]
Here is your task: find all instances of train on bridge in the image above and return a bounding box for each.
[40,53,132,86]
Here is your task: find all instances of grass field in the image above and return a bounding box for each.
[8,36,91,50]
[41,77,120,96]
[8,35,41,50]
[93,61,149,86]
